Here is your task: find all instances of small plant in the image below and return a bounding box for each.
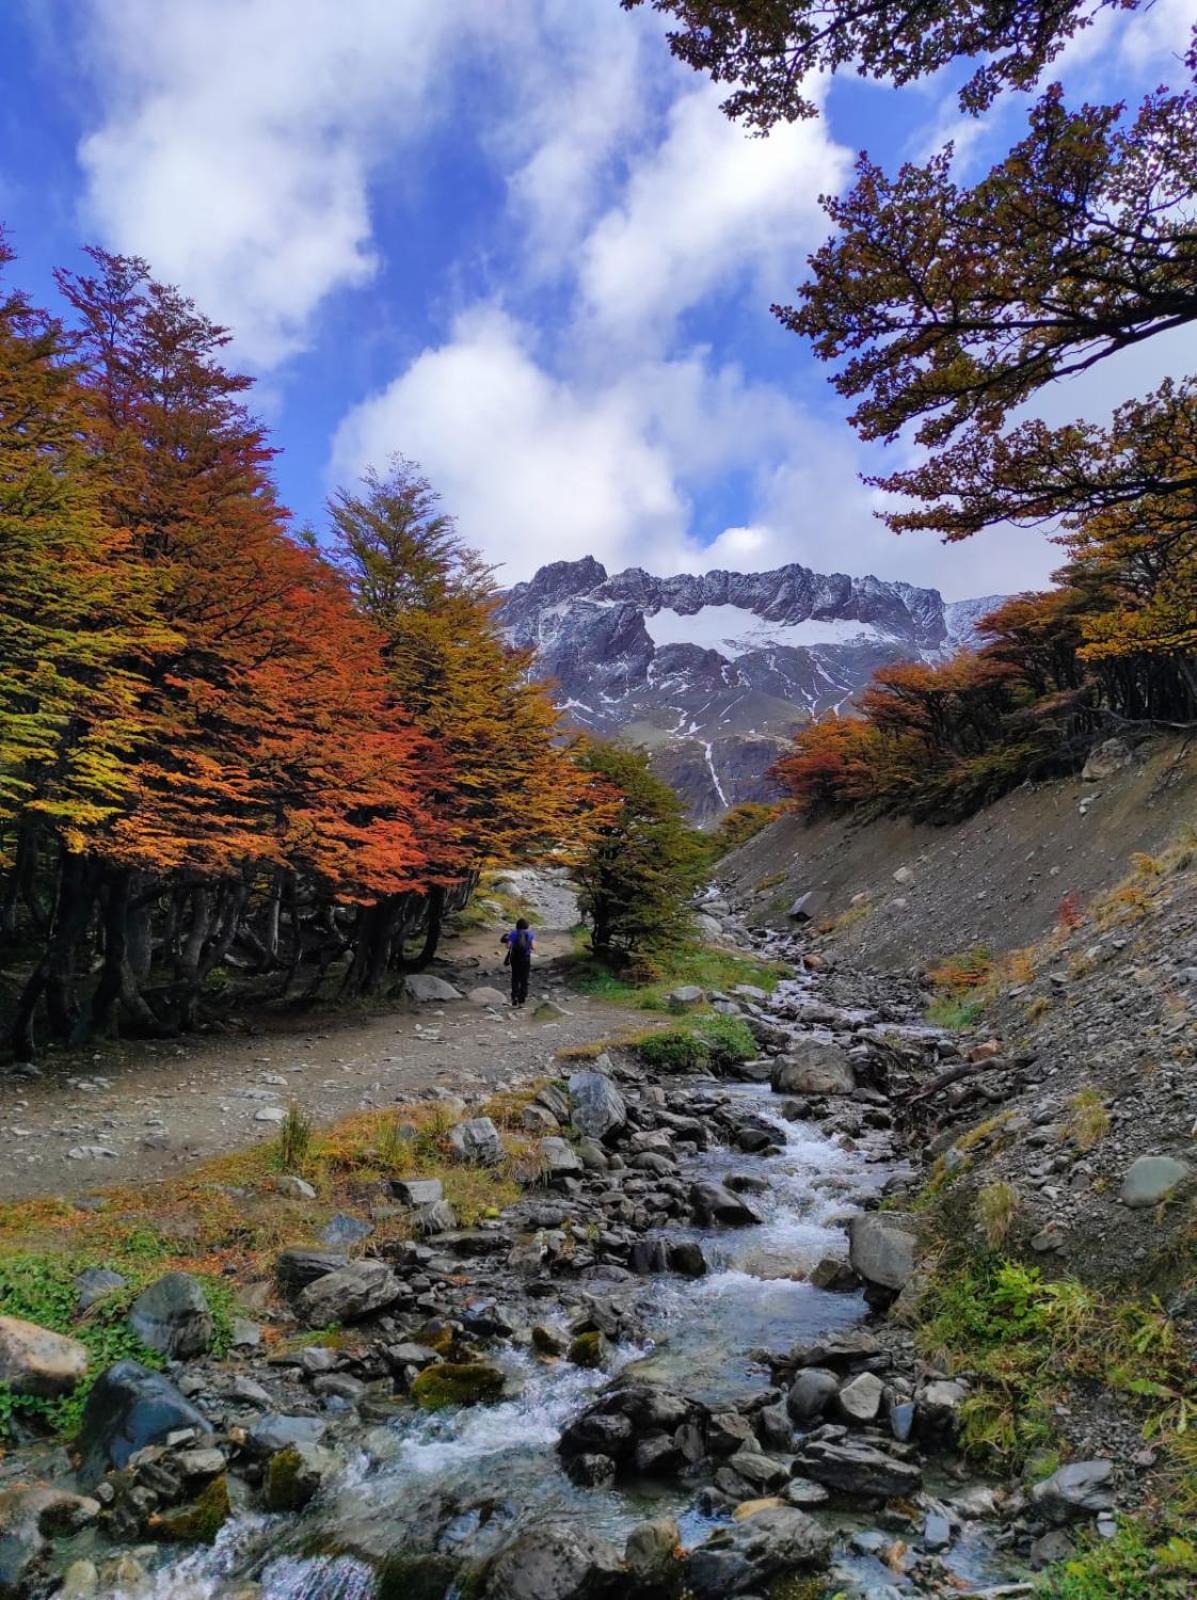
[274,1102,314,1172]
[1055,891,1085,931]
[926,993,987,1029]
[977,1181,1021,1247]
[1025,994,1052,1022]
[374,1114,412,1169]
[927,945,994,993]
[1068,1087,1111,1151]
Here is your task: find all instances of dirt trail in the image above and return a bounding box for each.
[0,923,644,1204]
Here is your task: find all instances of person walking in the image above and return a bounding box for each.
[501,918,535,1008]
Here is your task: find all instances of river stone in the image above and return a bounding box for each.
[625,1518,680,1583]
[483,1521,625,1599]
[74,1267,127,1312]
[0,1486,100,1598]
[686,1505,830,1599]
[668,1241,708,1277]
[411,1361,506,1410]
[787,1368,839,1422]
[1030,1460,1115,1523]
[402,974,462,1003]
[539,1136,583,1177]
[837,1370,885,1424]
[771,1040,856,1096]
[1120,1154,1192,1208]
[568,1071,627,1141]
[275,1247,349,1293]
[248,1414,327,1456]
[794,1438,923,1498]
[848,1212,918,1292]
[690,1180,762,1227]
[0,1315,88,1398]
[262,1442,341,1511]
[76,1361,210,1489]
[295,1259,402,1325]
[448,1116,505,1166]
[128,1273,213,1360]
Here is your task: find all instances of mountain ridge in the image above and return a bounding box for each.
[499,557,1003,820]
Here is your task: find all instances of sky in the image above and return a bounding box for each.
[1,0,1194,601]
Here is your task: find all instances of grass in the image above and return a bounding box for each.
[977,1181,1021,1247]
[1068,1087,1112,1151]
[564,935,788,1013]
[1036,1519,1197,1597]
[631,1012,758,1073]
[926,993,988,1028]
[275,1101,314,1173]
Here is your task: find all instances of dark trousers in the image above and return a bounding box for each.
[510,955,531,1006]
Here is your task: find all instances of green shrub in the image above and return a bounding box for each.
[635,1013,757,1073]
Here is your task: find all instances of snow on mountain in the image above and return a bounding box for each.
[499,558,1003,821]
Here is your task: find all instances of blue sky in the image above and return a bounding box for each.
[2,0,1194,599]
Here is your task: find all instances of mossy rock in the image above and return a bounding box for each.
[414,1317,454,1354]
[410,1361,505,1411]
[149,1474,230,1544]
[263,1442,338,1512]
[567,1330,607,1368]
[377,1553,466,1600]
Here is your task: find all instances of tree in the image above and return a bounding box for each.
[573,742,705,954]
[329,459,592,987]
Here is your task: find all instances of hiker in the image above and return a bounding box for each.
[501,917,535,1008]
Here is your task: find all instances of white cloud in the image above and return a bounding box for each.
[577,78,848,344]
[75,0,486,366]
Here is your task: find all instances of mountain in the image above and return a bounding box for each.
[498,557,1003,821]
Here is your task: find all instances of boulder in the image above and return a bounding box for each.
[0,1487,99,1599]
[539,1136,583,1177]
[837,1370,885,1424]
[787,891,829,922]
[412,1199,458,1237]
[917,1378,968,1429]
[295,1259,402,1326]
[1082,737,1132,782]
[786,1368,839,1422]
[771,1040,855,1096]
[624,1518,680,1584]
[128,1272,213,1360]
[1120,1154,1191,1209]
[448,1116,506,1166]
[483,1522,625,1600]
[686,1505,830,1599]
[568,1070,627,1141]
[411,1362,506,1410]
[1030,1460,1115,1524]
[694,913,724,940]
[275,1247,349,1293]
[75,1361,210,1490]
[794,1439,923,1498]
[690,1180,762,1227]
[467,986,509,1006]
[262,1442,341,1511]
[402,974,462,1003]
[848,1212,918,1293]
[390,1177,444,1207]
[0,1316,88,1398]
[668,1241,708,1277]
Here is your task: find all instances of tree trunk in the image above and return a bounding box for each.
[89,868,132,1036]
[11,849,98,1059]
[0,818,39,941]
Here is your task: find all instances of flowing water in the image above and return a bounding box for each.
[127,1088,1013,1600]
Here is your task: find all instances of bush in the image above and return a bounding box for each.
[635,1014,757,1073]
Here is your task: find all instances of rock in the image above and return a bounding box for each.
[790,1328,880,1367]
[1120,1154,1192,1209]
[539,1136,583,1177]
[807,1257,860,1291]
[254,1106,286,1124]
[1031,1529,1077,1567]
[412,1199,458,1236]
[248,1414,327,1456]
[568,1331,608,1369]
[667,985,705,1012]
[1031,1460,1116,1523]
[468,986,508,1006]
[771,1041,856,1096]
[794,1439,923,1498]
[624,1518,680,1583]
[686,1505,830,1599]
[532,1324,569,1356]
[668,1240,708,1277]
[690,1180,762,1226]
[295,1259,402,1325]
[0,1316,88,1398]
[276,1175,316,1200]
[262,1443,341,1511]
[147,1475,231,1544]
[128,1273,213,1360]
[74,1267,127,1311]
[521,1104,560,1133]
[533,1000,570,1020]
[892,865,914,885]
[787,1368,840,1422]
[565,1454,618,1488]
[837,1371,885,1424]
[848,1212,918,1293]
[694,913,723,940]
[536,1084,573,1122]
[577,1138,609,1171]
[59,1559,100,1599]
[923,1509,952,1551]
[917,1378,967,1429]
[447,1116,506,1166]
[76,1361,210,1489]
[231,1317,261,1349]
[320,1212,373,1247]
[783,1478,831,1508]
[402,974,462,1003]
[483,1521,625,1599]
[390,1177,444,1206]
[1082,737,1132,782]
[568,1070,627,1141]
[0,1487,100,1598]
[275,1247,349,1292]
[787,891,829,922]
[411,1362,506,1410]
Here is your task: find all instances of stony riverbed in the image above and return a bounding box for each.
[1,931,1067,1600]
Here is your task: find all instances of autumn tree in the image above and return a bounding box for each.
[329,459,591,989]
[574,742,705,955]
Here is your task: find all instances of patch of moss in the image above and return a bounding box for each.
[567,1330,607,1368]
[377,1553,465,1600]
[149,1474,231,1544]
[410,1362,505,1410]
